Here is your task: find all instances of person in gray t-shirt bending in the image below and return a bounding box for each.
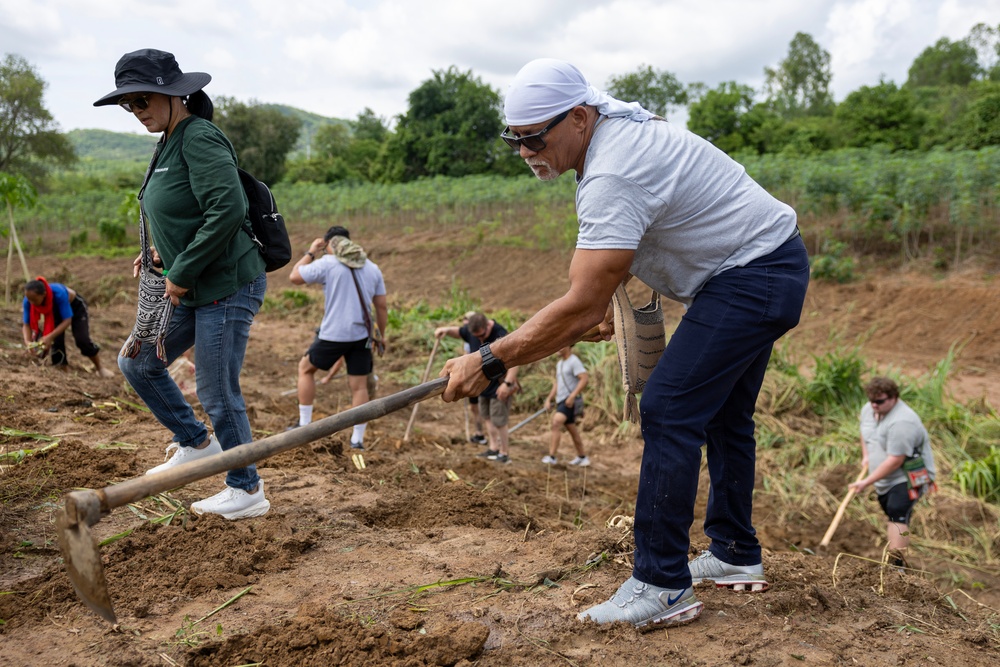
[440,58,809,629]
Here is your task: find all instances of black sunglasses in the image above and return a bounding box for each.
[870,397,890,405]
[119,93,151,113]
[500,109,570,152]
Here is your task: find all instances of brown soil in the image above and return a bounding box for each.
[2,236,999,666]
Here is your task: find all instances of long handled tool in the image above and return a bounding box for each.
[55,377,448,624]
[509,407,547,434]
[403,337,441,443]
[819,463,868,547]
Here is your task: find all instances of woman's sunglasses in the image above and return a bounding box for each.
[119,94,151,113]
[500,110,570,152]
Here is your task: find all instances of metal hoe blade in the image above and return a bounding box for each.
[54,377,448,623]
[56,490,116,623]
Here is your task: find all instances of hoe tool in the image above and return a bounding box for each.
[509,408,548,434]
[55,377,448,624]
[819,463,869,548]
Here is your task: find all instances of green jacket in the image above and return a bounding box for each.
[142,116,265,307]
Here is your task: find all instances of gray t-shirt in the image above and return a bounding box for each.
[556,353,586,403]
[575,117,798,306]
[859,399,935,495]
[298,256,386,342]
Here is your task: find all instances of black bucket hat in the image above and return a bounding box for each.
[93,49,211,107]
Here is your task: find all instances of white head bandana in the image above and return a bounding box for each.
[503,58,654,126]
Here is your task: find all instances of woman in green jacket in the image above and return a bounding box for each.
[95,49,269,520]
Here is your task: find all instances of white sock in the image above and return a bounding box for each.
[352,423,367,443]
[299,405,313,426]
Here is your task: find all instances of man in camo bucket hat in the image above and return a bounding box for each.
[441,58,810,629]
[289,226,387,450]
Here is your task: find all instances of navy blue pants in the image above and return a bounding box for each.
[633,235,809,590]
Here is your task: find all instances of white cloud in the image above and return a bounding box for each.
[3,0,1000,135]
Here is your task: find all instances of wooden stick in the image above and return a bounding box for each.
[403,337,441,443]
[463,401,471,442]
[820,464,869,547]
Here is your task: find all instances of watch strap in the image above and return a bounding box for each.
[479,343,507,382]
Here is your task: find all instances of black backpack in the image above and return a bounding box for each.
[236,168,292,272]
[175,120,292,272]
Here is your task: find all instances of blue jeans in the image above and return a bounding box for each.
[119,273,266,492]
[633,235,809,589]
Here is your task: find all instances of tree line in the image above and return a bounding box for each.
[2,21,999,194]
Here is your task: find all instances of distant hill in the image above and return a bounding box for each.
[68,129,158,163]
[68,105,349,162]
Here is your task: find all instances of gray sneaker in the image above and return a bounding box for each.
[577,577,703,629]
[688,550,769,591]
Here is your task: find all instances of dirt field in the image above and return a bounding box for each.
[1,237,999,666]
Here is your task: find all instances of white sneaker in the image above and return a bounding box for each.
[688,550,769,591]
[541,455,558,465]
[577,577,703,629]
[146,435,222,475]
[568,456,590,467]
[191,481,271,520]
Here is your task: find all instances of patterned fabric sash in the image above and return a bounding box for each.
[120,139,174,362]
[612,281,665,425]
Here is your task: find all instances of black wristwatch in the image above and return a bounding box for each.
[479,343,507,382]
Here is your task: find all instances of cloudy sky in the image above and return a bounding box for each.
[4,0,1000,136]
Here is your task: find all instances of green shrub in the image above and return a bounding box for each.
[954,446,1000,503]
[810,240,856,283]
[803,349,869,415]
[98,219,128,247]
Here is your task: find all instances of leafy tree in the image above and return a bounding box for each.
[909,84,979,149]
[968,22,1000,81]
[906,37,980,88]
[835,79,923,150]
[687,81,769,153]
[606,65,688,118]
[751,114,839,156]
[313,122,351,158]
[285,109,389,184]
[0,170,36,302]
[960,86,1000,148]
[213,98,301,185]
[353,107,388,143]
[380,66,519,182]
[764,32,834,117]
[0,53,75,180]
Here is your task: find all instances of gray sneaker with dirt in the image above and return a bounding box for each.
[688,550,769,591]
[577,577,703,629]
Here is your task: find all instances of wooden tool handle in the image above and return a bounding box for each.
[576,325,604,343]
[403,337,441,442]
[819,464,869,547]
[98,377,449,513]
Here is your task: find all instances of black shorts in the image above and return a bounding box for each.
[556,397,584,424]
[878,482,919,525]
[306,338,372,375]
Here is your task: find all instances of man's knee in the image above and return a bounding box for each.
[298,356,318,376]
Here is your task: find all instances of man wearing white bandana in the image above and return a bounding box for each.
[441,59,809,628]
